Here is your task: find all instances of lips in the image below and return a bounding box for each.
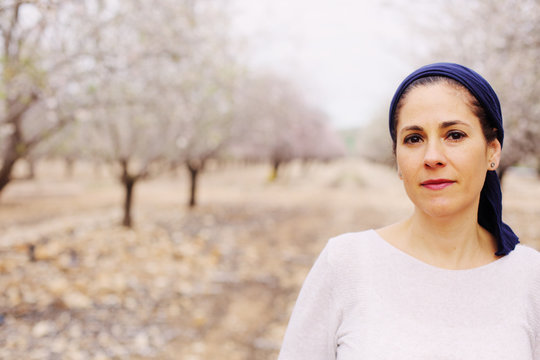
[421,178,455,190]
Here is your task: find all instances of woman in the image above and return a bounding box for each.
[278,63,540,359]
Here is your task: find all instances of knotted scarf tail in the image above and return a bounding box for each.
[478,171,519,256]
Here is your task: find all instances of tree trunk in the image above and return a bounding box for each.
[65,157,75,178]
[0,118,26,197]
[187,162,200,208]
[120,159,137,227]
[0,150,19,198]
[26,158,36,180]
[269,160,280,182]
[122,176,136,227]
[122,178,135,227]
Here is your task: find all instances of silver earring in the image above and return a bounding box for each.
[490,162,495,168]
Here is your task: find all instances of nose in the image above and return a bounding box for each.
[423,140,446,168]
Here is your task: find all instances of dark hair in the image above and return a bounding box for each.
[390,76,498,153]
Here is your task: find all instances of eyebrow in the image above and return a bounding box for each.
[399,120,471,136]
[440,120,471,129]
[399,125,423,135]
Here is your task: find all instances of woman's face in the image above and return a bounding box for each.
[395,82,501,219]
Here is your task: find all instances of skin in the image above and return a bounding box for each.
[377,82,502,270]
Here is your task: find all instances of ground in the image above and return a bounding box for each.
[0,159,538,359]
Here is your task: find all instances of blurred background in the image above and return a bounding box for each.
[1,0,539,359]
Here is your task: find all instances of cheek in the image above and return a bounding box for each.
[396,152,417,181]
[448,145,489,190]
[455,143,489,169]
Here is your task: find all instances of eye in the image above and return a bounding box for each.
[446,131,467,141]
[403,134,423,144]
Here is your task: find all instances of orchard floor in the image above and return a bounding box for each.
[0,159,539,359]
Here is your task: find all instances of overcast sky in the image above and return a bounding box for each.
[229,0,429,129]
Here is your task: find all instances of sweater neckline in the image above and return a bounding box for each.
[369,229,513,273]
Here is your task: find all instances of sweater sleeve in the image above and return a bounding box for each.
[533,280,540,359]
[278,242,340,360]
[530,249,540,359]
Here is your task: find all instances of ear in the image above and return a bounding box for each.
[487,139,502,170]
[397,167,403,179]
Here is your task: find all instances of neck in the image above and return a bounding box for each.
[401,207,499,269]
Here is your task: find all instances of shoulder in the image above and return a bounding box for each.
[506,244,540,295]
[317,230,383,307]
[323,229,382,267]
[515,243,540,258]
[510,245,540,335]
[509,244,540,270]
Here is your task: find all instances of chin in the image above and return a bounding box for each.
[413,199,463,219]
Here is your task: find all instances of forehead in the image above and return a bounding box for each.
[397,82,479,128]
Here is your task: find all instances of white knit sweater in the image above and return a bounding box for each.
[278,230,540,359]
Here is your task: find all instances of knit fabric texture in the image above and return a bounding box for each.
[278,231,540,359]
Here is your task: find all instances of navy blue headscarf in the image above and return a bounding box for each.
[388,62,519,256]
